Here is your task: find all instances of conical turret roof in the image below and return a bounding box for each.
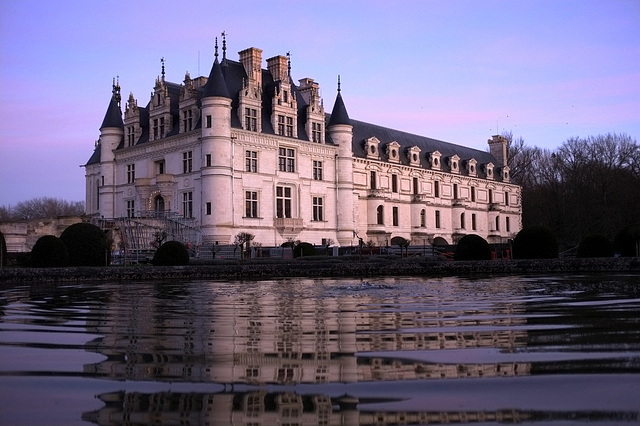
[100,93,123,130]
[202,57,230,99]
[328,90,350,127]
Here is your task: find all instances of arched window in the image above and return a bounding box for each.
[420,209,426,227]
[154,195,165,212]
[460,212,465,229]
[377,205,384,225]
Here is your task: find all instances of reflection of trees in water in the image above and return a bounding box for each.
[81,389,638,426]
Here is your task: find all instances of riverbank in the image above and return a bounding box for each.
[1,256,639,283]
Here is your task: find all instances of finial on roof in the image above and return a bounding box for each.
[338,75,341,93]
[221,31,227,61]
[161,57,165,82]
[214,37,219,58]
[287,51,291,77]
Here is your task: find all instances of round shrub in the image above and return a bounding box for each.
[60,222,111,266]
[293,242,316,258]
[576,234,613,258]
[454,234,491,261]
[614,223,640,257]
[31,235,69,267]
[152,241,190,266]
[512,225,559,259]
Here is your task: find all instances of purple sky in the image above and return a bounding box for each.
[1,0,639,207]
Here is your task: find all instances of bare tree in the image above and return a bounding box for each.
[0,197,84,221]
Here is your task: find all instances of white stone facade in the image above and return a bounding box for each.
[85,43,521,248]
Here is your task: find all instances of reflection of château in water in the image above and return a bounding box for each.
[83,281,530,384]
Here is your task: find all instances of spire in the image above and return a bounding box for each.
[214,37,219,59]
[202,48,230,99]
[161,57,165,82]
[221,31,227,62]
[328,75,350,127]
[287,51,291,79]
[101,80,124,130]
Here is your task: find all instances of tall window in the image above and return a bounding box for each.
[435,210,441,228]
[472,213,477,230]
[153,118,159,139]
[278,148,295,172]
[159,117,165,137]
[370,171,377,189]
[156,160,165,175]
[246,151,257,173]
[206,115,212,128]
[392,206,399,226]
[434,181,440,198]
[245,108,257,131]
[313,160,323,181]
[277,115,285,135]
[183,109,193,132]
[506,216,511,232]
[126,164,135,184]
[206,202,211,215]
[126,200,135,218]
[286,117,294,137]
[245,191,258,218]
[460,212,465,229]
[505,191,509,206]
[205,154,211,167]
[312,197,324,221]
[495,216,500,231]
[453,184,458,199]
[391,174,398,193]
[182,192,193,218]
[183,151,193,173]
[413,177,419,195]
[489,189,494,204]
[312,122,322,143]
[376,205,384,225]
[276,186,292,218]
[420,209,426,227]
[127,126,135,146]
[471,186,476,202]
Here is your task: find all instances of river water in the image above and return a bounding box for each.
[0,274,639,425]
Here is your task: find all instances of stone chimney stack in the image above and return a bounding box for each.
[238,47,263,86]
[267,55,289,82]
[488,135,508,168]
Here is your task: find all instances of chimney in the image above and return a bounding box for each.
[267,55,289,82]
[238,47,263,86]
[488,135,508,168]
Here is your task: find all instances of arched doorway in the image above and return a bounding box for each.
[154,195,165,212]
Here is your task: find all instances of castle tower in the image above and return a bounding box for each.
[98,81,124,218]
[488,135,508,168]
[200,52,233,244]
[327,78,355,246]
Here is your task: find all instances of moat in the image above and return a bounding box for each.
[1,274,639,425]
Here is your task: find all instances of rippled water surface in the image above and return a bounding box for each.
[1,274,639,425]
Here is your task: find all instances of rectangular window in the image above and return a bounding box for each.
[312,197,323,221]
[391,174,398,193]
[413,177,419,195]
[206,115,212,128]
[370,171,377,189]
[206,202,211,215]
[245,108,257,131]
[245,191,258,218]
[472,213,477,230]
[183,109,193,132]
[434,181,440,198]
[276,186,292,218]
[506,216,511,232]
[126,164,135,184]
[183,151,193,174]
[312,122,322,143]
[286,116,294,137]
[453,184,458,199]
[156,160,165,175]
[278,147,295,172]
[471,186,476,202]
[153,119,159,139]
[420,209,426,227]
[245,151,257,173]
[182,192,193,218]
[505,191,509,206]
[126,200,135,218]
[206,154,211,167]
[127,126,135,146]
[489,189,493,204]
[435,210,441,228]
[496,216,500,231]
[159,117,165,137]
[392,206,399,226]
[277,115,285,136]
[312,160,323,180]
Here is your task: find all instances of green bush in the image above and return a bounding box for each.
[293,242,316,258]
[614,223,640,257]
[31,235,69,267]
[0,230,7,266]
[60,222,110,266]
[512,226,559,259]
[576,234,613,258]
[454,234,491,261]
[152,241,190,266]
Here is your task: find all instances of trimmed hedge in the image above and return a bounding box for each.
[31,235,69,267]
[577,234,613,258]
[614,224,640,257]
[293,242,316,258]
[60,223,110,266]
[512,225,559,259]
[152,241,190,266]
[454,234,491,261]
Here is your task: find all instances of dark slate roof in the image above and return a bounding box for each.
[85,144,100,166]
[327,91,350,127]
[349,118,497,176]
[100,95,124,130]
[202,57,230,99]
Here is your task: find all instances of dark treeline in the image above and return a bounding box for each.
[0,197,85,221]
[506,132,640,250]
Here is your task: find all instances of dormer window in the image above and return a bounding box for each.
[501,166,511,183]
[485,162,495,180]
[182,109,193,132]
[449,155,460,174]
[311,122,323,143]
[365,137,381,160]
[467,158,478,177]
[430,151,442,170]
[244,108,258,132]
[408,146,421,167]
[386,141,401,164]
